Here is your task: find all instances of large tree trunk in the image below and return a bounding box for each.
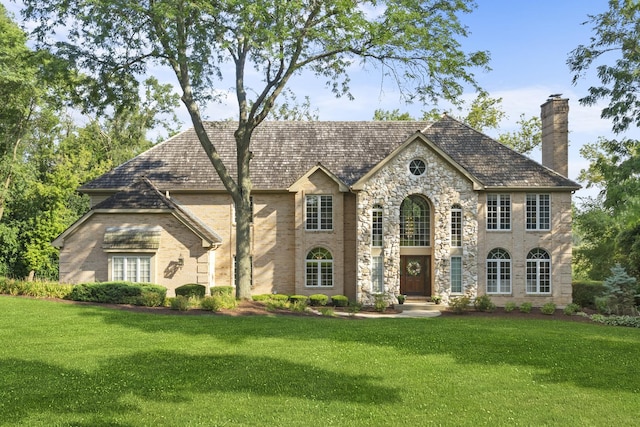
[234,125,254,300]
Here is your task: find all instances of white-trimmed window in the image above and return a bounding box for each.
[526,194,550,230]
[451,204,462,247]
[112,256,151,283]
[400,195,430,247]
[371,256,384,293]
[486,194,511,230]
[450,256,462,293]
[371,204,383,247]
[486,248,511,294]
[305,247,333,287]
[526,248,551,294]
[306,195,333,231]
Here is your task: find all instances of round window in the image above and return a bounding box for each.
[408,159,426,176]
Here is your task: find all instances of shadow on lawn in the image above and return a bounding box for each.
[0,350,399,424]
[77,305,640,395]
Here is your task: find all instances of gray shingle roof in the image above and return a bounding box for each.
[81,117,579,192]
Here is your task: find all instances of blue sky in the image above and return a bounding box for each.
[4,0,637,202]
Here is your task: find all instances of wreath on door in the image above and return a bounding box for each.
[406,260,421,276]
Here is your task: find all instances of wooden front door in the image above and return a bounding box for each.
[400,256,431,296]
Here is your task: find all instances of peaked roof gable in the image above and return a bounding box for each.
[81,118,579,193]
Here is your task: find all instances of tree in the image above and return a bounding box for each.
[23,0,490,299]
[568,0,640,133]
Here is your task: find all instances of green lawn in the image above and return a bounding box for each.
[1,296,639,426]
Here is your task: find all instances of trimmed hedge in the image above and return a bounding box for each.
[175,283,206,298]
[67,282,166,306]
[289,295,308,303]
[309,294,329,306]
[572,281,606,309]
[331,295,349,307]
[210,286,234,297]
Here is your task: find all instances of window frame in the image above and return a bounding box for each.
[305,195,333,231]
[408,158,427,177]
[112,255,152,283]
[450,256,463,294]
[371,255,384,293]
[305,247,334,288]
[451,204,462,247]
[400,195,431,247]
[526,248,551,294]
[526,194,551,231]
[486,248,511,294]
[486,194,511,231]
[371,204,383,247]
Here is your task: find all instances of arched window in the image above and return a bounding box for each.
[451,203,462,247]
[526,248,551,293]
[486,248,511,294]
[400,195,430,246]
[306,248,333,287]
[371,204,383,247]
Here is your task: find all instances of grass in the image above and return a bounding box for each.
[1,296,639,426]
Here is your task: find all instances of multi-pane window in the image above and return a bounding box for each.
[451,204,462,247]
[371,256,384,293]
[112,256,151,283]
[486,194,511,230]
[526,194,550,230]
[450,256,462,293]
[409,158,426,176]
[306,247,333,287]
[371,204,383,247]
[526,248,551,293]
[486,248,511,294]
[306,195,333,230]
[400,195,430,246]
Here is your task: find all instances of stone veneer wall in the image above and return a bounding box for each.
[355,139,478,304]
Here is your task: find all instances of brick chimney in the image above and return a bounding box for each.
[540,95,569,177]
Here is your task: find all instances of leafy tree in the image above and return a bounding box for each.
[268,89,319,121]
[568,0,640,133]
[496,114,541,155]
[373,109,414,121]
[23,0,490,298]
[602,264,639,315]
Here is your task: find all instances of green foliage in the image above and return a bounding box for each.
[67,282,166,306]
[330,295,349,307]
[0,276,73,298]
[318,307,335,317]
[563,303,581,316]
[291,300,308,313]
[175,284,206,299]
[309,294,329,307]
[595,296,611,315]
[208,287,237,310]
[288,295,307,304]
[519,302,532,313]
[210,286,235,297]
[496,114,541,155]
[588,314,640,328]
[540,303,557,315]
[169,295,190,311]
[200,296,235,312]
[251,294,273,302]
[373,109,414,121]
[473,295,496,312]
[602,264,639,315]
[504,302,517,313]
[348,302,363,316]
[568,0,640,133]
[431,295,442,304]
[270,294,290,302]
[449,296,471,314]
[373,294,388,313]
[572,280,606,308]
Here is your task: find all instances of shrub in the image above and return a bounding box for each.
[289,295,308,304]
[251,294,272,301]
[373,293,388,312]
[331,295,349,307]
[563,303,581,315]
[589,314,640,328]
[210,286,234,297]
[504,302,517,312]
[318,307,335,317]
[450,296,471,314]
[594,296,611,314]
[603,264,639,316]
[348,301,362,316]
[572,280,606,309]
[309,294,329,306]
[291,300,308,312]
[269,294,290,301]
[170,295,190,311]
[266,299,289,311]
[200,296,223,312]
[540,302,556,315]
[0,278,74,299]
[175,284,206,299]
[474,295,496,312]
[519,302,532,313]
[67,282,166,306]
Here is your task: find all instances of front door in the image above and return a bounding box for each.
[400,256,431,296]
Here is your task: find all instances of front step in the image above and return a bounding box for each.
[396,301,446,312]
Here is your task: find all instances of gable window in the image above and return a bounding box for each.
[450,256,463,293]
[371,256,384,293]
[112,256,151,283]
[371,204,383,247]
[306,247,333,287]
[400,195,430,247]
[486,248,511,294]
[306,195,333,231]
[451,204,462,247]
[526,194,550,230]
[526,248,551,294]
[486,194,511,230]
[408,158,426,176]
